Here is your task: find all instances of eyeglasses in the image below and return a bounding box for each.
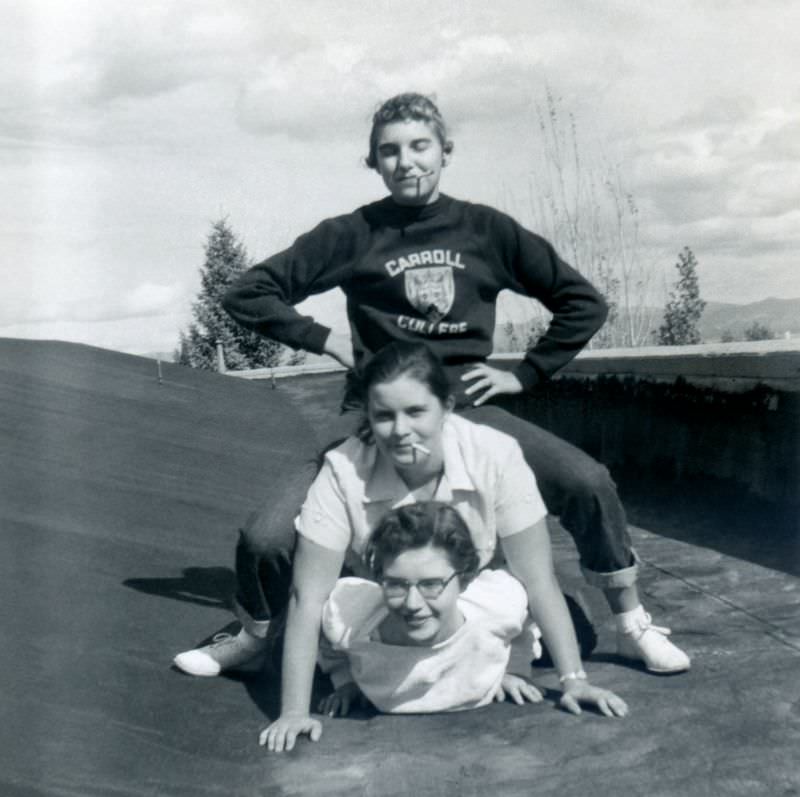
[380,570,463,601]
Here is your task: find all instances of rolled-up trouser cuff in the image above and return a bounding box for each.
[580,550,640,589]
[233,598,272,640]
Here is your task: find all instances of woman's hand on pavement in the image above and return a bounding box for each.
[494,673,543,705]
[461,364,523,406]
[259,713,322,752]
[559,680,629,718]
[318,682,364,717]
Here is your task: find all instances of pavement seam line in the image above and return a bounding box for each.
[639,556,800,654]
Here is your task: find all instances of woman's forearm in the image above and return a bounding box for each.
[526,574,584,678]
[500,522,586,679]
[276,535,346,717]
[279,593,324,716]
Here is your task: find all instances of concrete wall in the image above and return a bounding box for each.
[493,340,799,508]
[234,340,799,510]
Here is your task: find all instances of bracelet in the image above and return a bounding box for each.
[558,669,587,683]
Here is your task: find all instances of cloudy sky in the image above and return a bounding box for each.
[2,0,798,355]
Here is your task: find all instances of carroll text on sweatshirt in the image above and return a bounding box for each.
[222,194,608,390]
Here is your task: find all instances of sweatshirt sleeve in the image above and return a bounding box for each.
[221,214,362,355]
[489,210,609,390]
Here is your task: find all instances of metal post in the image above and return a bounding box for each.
[216,341,227,373]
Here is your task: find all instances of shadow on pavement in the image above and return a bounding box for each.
[124,566,237,609]
[620,476,800,578]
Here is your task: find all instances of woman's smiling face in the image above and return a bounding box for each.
[380,543,464,646]
[367,373,452,471]
[374,119,448,206]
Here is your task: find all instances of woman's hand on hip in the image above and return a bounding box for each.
[259,712,323,752]
[461,364,523,406]
[323,332,355,369]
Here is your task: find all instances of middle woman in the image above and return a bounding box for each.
[262,341,627,752]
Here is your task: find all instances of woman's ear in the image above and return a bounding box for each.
[457,569,478,591]
[442,140,454,167]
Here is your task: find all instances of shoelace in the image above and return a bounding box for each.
[626,612,672,640]
[209,632,235,647]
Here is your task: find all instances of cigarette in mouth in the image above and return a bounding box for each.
[411,442,431,456]
[415,172,433,197]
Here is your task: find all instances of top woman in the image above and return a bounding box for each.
[185,92,689,676]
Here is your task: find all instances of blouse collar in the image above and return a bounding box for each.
[363,417,476,505]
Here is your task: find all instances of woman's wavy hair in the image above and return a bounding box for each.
[365,92,453,171]
[364,501,480,583]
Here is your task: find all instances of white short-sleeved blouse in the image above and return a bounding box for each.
[297,414,548,576]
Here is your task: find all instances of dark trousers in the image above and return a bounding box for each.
[233,402,636,637]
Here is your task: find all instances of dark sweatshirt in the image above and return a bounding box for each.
[223,194,607,391]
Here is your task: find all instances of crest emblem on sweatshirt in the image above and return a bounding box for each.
[404,267,454,323]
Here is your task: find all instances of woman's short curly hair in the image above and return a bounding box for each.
[366,92,453,171]
[364,501,480,582]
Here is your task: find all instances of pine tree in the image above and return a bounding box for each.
[657,246,706,345]
[175,219,283,370]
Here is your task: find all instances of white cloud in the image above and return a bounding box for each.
[5,281,188,326]
[0,312,188,355]
[122,282,188,319]
[630,101,800,264]
[235,27,564,140]
[2,0,799,352]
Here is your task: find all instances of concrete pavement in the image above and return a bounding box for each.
[1,340,797,797]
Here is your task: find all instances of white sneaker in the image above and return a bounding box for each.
[616,609,691,674]
[173,631,268,677]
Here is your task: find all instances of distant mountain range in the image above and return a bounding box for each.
[495,296,799,350]
[699,297,800,340]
